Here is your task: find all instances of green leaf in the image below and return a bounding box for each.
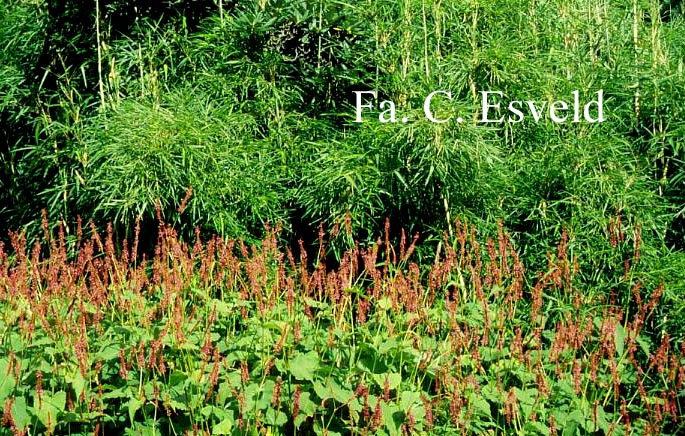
[101,386,129,400]
[468,391,492,418]
[289,351,319,381]
[594,403,611,433]
[66,369,87,399]
[614,323,626,357]
[636,334,651,357]
[382,402,402,436]
[164,398,189,413]
[0,359,15,401]
[555,380,576,399]
[481,383,502,404]
[34,390,66,434]
[262,320,287,333]
[297,390,317,417]
[377,297,392,310]
[127,396,144,423]
[331,383,354,404]
[0,376,15,402]
[202,404,222,419]
[210,299,234,316]
[168,370,189,388]
[124,422,162,436]
[244,383,263,411]
[373,372,402,391]
[265,408,288,426]
[11,396,31,431]
[257,379,276,410]
[95,343,121,362]
[357,344,388,374]
[525,420,551,435]
[377,338,397,354]
[399,390,422,412]
[313,379,353,404]
[515,388,538,416]
[213,418,234,435]
[565,409,585,434]
[217,381,234,406]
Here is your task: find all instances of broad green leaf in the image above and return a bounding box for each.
[210,299,233,316]
[468,391,492,418]
[524,421,551,435]
[594,403,611,433]
[555,380,576,398]
[202,404,222,418]
[217,380,234,405]
[356,345,389,374]
[400,390,423,414]
[179,342,200,351]
[168,371,189,388]
[377,338,397,354]
[314,421,342,436]
[481,383,502,404]
[257,379,276,410]
[515,388,538,416]
[265,408,288,426]
[34,390,66,434]
[164,398,189,412]
[28,336,53,348]
[382,402,402,436]
[298,390,317,417]
[124,422,162,436]
[95,344,121,362]
[0,359,15,401]
[11,396,30,431]
[66,369,87,399]
[213,418,234,435]
[127,396,144,423]
[289,351,319,381]
[304,298,329,309]
[101,386,129,400]
[62,410,106,423]
[0,375,15,402]
[313,379,352,404]
[565,409,585,434]
[373,372,402,391]
[377,297,392,310]
[244,383,263,411]
[262,320,287,333]
[331,383,354,404]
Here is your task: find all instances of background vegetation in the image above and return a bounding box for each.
[0,0,684,434]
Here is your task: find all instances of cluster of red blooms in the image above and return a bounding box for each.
[0,210,683,435]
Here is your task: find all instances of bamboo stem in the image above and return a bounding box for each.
[95,0,105,109]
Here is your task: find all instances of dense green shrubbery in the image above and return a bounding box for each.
[80,89,288,240]
[3,2,682,237]
[2,0,683,249]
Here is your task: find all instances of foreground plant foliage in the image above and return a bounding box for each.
[0,217,682,436]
